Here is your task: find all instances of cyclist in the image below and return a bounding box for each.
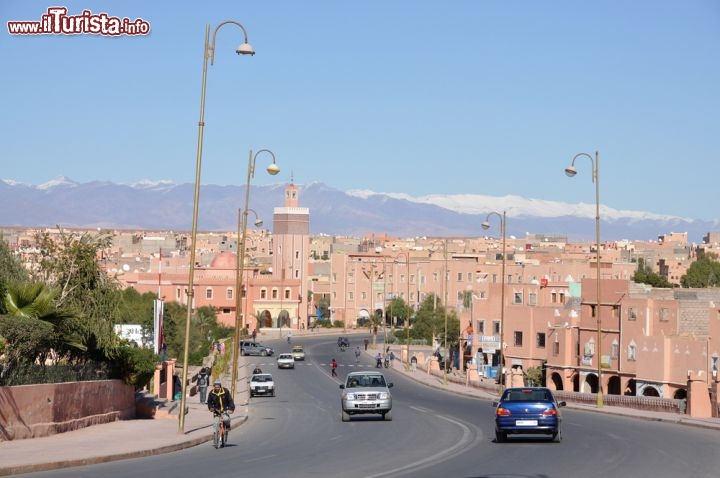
[207,380,235,448]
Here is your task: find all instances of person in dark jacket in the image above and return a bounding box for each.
[207,380,235,442]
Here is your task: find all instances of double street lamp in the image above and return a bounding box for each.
[481,211,507,392]
[179,20,255,433]
[565,151,603,408]
[230,149,280,398]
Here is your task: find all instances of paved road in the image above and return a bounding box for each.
[3,330,720,477]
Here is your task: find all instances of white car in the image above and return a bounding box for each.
[249,373,275,397]
[277,353,295,369]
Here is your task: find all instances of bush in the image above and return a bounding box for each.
[112,346,159,390]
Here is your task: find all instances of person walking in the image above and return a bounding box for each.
[354,346,361,363]
[375,352,382,368]
[331,358,338,377]
[197,367,209,404]
[363,338,369,351]
[410,354,418,373]
[251,329,257,342]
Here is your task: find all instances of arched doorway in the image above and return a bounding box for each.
[278,310,290,328]
[607,375,621,395]
[585,373,599,394]
[624,379,637,396]
[572,373,580,392]
[550,372,564,391]
[259,310,272,328]
[642,385,660,397]
[673,388,687,400]
[357,309,370,328]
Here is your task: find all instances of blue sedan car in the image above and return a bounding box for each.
[492,387,566,443]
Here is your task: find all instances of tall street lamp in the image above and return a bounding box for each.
[179,20,255,433]
[230,149,280,398]
[430,240,449,385]
[481,211,507,392]
[232,206,262,351]
[564,151,603,408]
[394,252,412,366]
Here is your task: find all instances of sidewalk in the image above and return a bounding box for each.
[2,340,719,476]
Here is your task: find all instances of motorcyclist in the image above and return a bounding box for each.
[375,352,382,368]
[252,366,262,375]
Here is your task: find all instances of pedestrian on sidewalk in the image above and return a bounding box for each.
[197,367,209,404]
[410,354,418,373]
[252,329,257,342]
[364,338,369,351]
[331,358,338,377]
[355,346,361,363]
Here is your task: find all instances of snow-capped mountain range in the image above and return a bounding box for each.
[1,177,716,243]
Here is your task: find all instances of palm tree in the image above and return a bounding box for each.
[0,281,84,365]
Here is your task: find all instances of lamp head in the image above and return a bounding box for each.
[254,219,263,227]
[266,163,280,175]
[236,42,255,56]
[481,222,490,230]
[564,165,577,177]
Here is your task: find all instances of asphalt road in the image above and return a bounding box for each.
[22,335,720,478]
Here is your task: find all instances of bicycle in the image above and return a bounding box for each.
[212,410,230,448]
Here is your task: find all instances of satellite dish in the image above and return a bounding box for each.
[122,264,130,272]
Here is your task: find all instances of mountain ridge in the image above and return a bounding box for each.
[1,178,716,243]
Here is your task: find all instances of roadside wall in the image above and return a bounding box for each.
[0,380,135,441]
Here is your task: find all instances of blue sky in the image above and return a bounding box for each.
[2,1,719,220]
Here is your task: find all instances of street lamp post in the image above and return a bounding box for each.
[231,206,262,389]
[230,149,280,398]
[482,211,507,392]
[564,151,603,408]
[430,240,449,385]
[179,20,255,433]
[393,252,412,366]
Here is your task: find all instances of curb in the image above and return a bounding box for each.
[0,416,248,477]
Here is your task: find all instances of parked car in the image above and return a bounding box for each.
[339,371,393,422]
[240,341,274,357]
[277,353,295,369]
[291,345,305,361]
[249,373,275,397]
[492,387,566,443]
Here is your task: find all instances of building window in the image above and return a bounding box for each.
[205,288,213,300]
[177,287,181,300]
[433,272,439,282]
[559,292,566,304]
[295,250,300,259]
[467,272,472,282]
[628,344,637,361]
[514,331,523,346]
[348,271,354,283]
[348,291,353,301]
[477,320,485,334]
[584,338,596,356]
[513,292,523,304]
[284,289,290,300]
[507,274,512,284]
[537,332,546,348]
[492,274,497,284]
[295,269,300,278]
[659,308,669,321]
[528,292,537,306]
[410,274,416,284]
[222,308,231,314]
[260,288,267,299]
[457,272,462,281]
[553,341,560,356]
[226,289,233,300]
[551,292,557,303]
[401,274,406,283]
[628,307,637,321]
[611,340,618,359]
[493,321,500,335]
[361,292,367,300]
[272,289,278,299]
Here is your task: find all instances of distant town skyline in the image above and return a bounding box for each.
[2,1,719,220]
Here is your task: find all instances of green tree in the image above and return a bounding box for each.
[386,296,411,327]
[411,293,459,347]
[0,281,84,365]
[632,258,673,288]
[681,256,720,288]
[30,229,122,357]
[0,237,29,315]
